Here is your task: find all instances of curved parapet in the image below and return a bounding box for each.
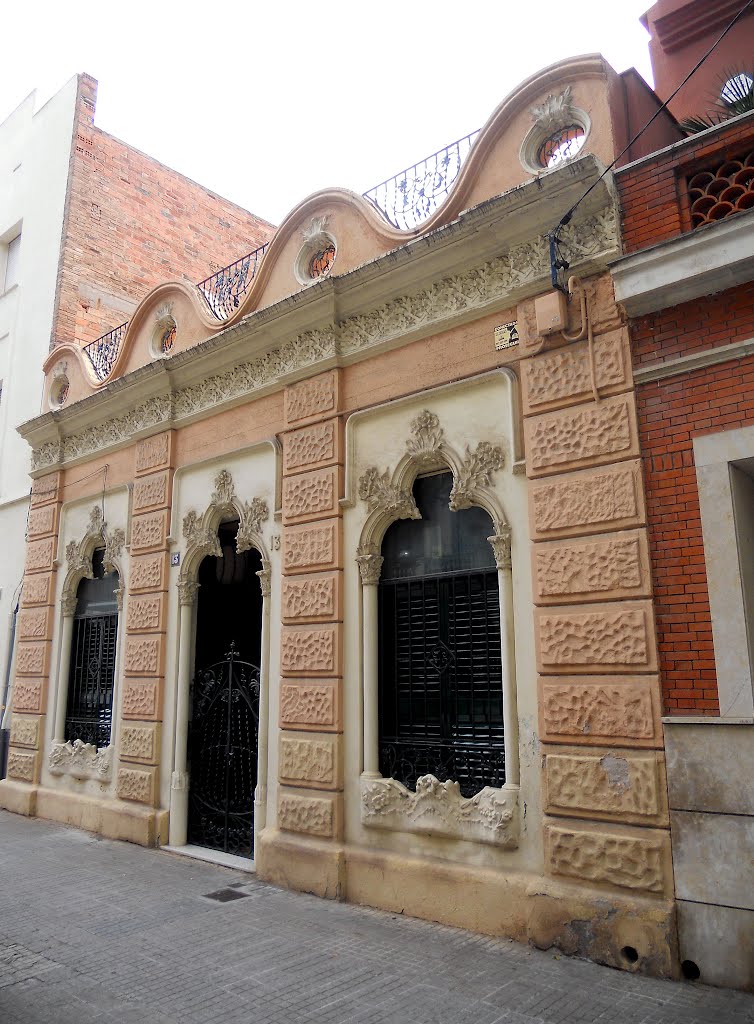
[42,52,627,405]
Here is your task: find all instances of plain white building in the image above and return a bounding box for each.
[0,77,81,752]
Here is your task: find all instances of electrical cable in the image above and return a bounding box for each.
[550,0,754,277]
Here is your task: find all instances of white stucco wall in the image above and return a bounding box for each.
[0,76,78,701]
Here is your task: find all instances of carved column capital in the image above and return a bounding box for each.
[177,578,199,607]
[256,561,272,599]
[114,586,125,612]
[357,552,384,587]
[61,592,78,617]
[171,770,189,791]
[488,528,512,571]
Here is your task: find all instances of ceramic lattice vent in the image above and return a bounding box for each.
[688,151,754,228]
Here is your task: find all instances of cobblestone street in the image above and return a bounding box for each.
[0,810,751,1024]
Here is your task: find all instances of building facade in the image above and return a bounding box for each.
[0,73,273,765]
[0,51,692,980]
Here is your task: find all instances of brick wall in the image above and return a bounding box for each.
[633,281,754,713]
[51,75,275,349]
[616,113,754,254]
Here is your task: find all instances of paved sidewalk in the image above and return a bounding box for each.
[0,810,751,1024]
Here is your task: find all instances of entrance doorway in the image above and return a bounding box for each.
[187,520,263,857]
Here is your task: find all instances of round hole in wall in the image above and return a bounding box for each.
[50,375,70,410]
[681,959,701,981]
[294,229,337,286]
[151,315,177,359]
[620,946,639,964]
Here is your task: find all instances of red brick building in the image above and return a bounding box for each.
[612,0,754,991]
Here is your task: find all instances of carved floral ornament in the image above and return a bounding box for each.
[361,774,519,848]
[62,505,125,611]
[48,738,112,781]
[356,409,511,577]
[179,468,270,600]
[29,208,619,474]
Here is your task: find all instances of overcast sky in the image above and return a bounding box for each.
[2,1,654,226]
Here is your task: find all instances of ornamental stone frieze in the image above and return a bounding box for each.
[28,207,619,473]
[48,738,113,781]
[361,774,519,848]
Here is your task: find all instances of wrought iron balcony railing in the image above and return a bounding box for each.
[78,127,482,382]
[82,322,129,382]
[197,243,269,320]
[363,129,480,231]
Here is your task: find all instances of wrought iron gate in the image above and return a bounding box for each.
[187,644,260,857]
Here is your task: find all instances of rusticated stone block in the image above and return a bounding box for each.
[26,504,57,539]
[116,765,157,804]
[278,791,336,837]
[15,642,50,677]
[12,679,45,713]
[121,679,161,721]
[544,749,668,825]
[124,636,163,676]
[126,594,164,634]
[280,680,340,732]
[30,472,60,507]
[130,510,169,554]
[285,371,337,425]
[10,716,40,749]
[284,519,341,574]
[535,601,657,674]
[7,749,38,783]
[521,329,631,415]
[284,420,338,473]
[18,607,52,641]
[120,722,161,764]
[282,573,341,623]
[132,470,171,513]
[281,625,340,677]
[544,822,672,895]
[533,530,650,604]
[279,734,340,789]
[135,432,171,475]
[538,676,662,747]
[25,538,55,573]
[22,574,52,607]
[130,554,165,593]
[282,467,339,524]
[525,394,640,478]
[530,461,646,541]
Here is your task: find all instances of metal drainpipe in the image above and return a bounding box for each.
[0,598,19,779]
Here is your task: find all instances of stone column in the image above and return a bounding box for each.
[257,370,345,897]
[168,578,197,847]
[52,595,77,742]
[488,528,519,787]
[254,562,271,836]
[0,471,63,810]
[117,432,174,823]
[356,549,383,777]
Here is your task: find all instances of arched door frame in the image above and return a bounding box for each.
[355,409,520,795]
[168,469,271,853]
[50,505,126,780]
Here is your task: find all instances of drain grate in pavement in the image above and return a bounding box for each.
[202,887,252,903]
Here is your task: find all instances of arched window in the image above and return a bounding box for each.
[378,472,505,797]
[65,548,119,748]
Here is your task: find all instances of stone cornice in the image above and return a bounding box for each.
[22,166,619,475]
[634,336,754,384]
[611,210,754,317]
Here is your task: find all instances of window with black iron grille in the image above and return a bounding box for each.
[65,549,119,748]
[378,473,505,798]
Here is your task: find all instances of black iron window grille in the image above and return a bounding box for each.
[65,550,119,749]
[378,474,504,799]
